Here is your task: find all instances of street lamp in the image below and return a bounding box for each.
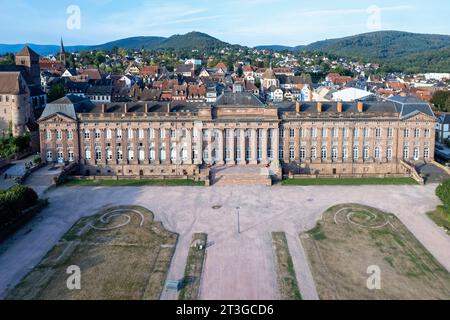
[236,206,241,234]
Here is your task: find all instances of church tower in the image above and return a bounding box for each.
[60,38,67,66]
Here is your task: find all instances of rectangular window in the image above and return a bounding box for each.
[404,129,409,138]
[363,128,370,138]
[149,128,155,139]
[67,131,73,140]
[322,128,327,138]
[332,128,338,138]
[106,129,112,140]
[414,129,420,138]
[311,128,317,138]
[424,129,430,138]
[128,129,133,139]
[56,131,62,140]
[85,149,91,160]
[84,130,90,139]
[139,129,145,140]
[353,128,359,138]
[375,128,382,138]
[116,129,122,139]
[290,129,295,138]
[387,128,393,138]
[300,128,305,138]
[343,128,348,138]
[95,130,101,139]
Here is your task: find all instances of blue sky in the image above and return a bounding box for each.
[2,0,449,46]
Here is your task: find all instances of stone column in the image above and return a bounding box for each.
[100,129,107,165]
[261,129,268,165]
[121,128,127,165]
[250,128,258,165]
[133,128,138,165]
[240,129,247,165]
[283,128,290,163]
[164,128,171,165]
[186,128,193,164]
[176,128,182,164]
[195,126,203,165]
[217,129,224,165]
[228,129,235,165]
[294,127,300,161]
[154,128,161,164]
[90,130,96,165]
[272,128,279,163]
[207,128,213,165]
[144,128,149,163]
[62,129,68,162]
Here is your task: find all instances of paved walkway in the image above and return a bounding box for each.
[0,184,448,300]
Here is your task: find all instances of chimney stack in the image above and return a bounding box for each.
[317,102,322,113]
[101,103,106,113]
[337,102,343,113]
[357,102,364,113]
[124,103,128,113]
[296,101,301,113]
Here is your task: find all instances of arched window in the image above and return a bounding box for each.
[353,147,359,161]
[95,149,102,161]
[387,147,393,160]
[375,147,381,160]
[289,147,295,160]
[413,147,419,161]
[300,148,306,160]
[150,148,155,161]
[403,147,409,160]
[160,148,166,161]
[311,148,317,160]
[424,148,430,160]
[139,149,145,161]
[331,147,338,160]
[106,149,112,160]
[363,147,369,161]
[321,147,327,160]
[170,148,176,161]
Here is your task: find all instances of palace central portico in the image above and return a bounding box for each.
[38,92,436,182]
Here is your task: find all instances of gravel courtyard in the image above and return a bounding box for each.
[0,184,449,300]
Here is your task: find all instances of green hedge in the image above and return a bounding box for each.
[0,185,38,228]
[436,179,450,213]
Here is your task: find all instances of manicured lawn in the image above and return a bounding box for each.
[427,206,450,235]
[64,178,205,187]
[301,204,450,300]
[179,233,208,300]
[272,232,302,300]
[282,177,417,186]
[7,206,177,300]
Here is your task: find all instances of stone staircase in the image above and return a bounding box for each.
[210,165,272,186]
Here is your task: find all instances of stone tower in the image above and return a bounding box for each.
[15,46,40,86]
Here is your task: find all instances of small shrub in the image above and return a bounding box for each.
[436,179,450,213]
[33,155,42,165]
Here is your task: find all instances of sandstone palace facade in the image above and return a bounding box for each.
[37,92,436,180]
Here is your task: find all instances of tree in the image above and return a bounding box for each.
[436,179,450,214]
[0,53,15,65]
[47,84,65,103]
[431,91,450,112]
